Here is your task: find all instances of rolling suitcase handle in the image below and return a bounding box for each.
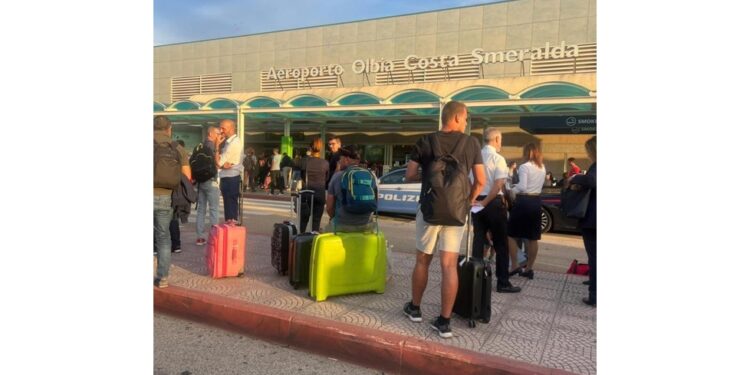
[458,213,481,328]
[294,189,315,233]
[460,213,473,264]
[238,177,244,226]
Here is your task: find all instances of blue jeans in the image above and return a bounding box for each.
[220,175,241,221]
[196,178,220,239]
[154,194,172,280]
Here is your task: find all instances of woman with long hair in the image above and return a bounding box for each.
[299,137,329,232]
[507,143,546,279]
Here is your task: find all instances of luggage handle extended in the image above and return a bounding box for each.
[459,214,472,266]
[293,189,316,233]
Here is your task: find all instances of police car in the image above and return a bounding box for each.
[377,168,421,215]
[377,169,580,234]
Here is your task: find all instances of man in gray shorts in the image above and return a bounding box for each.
[402,101,486,338]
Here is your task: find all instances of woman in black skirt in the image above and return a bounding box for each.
[507,143,546,279]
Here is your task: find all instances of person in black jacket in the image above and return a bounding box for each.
[567,136,597,306]
[325,136,342,188]
[299,138,329,232]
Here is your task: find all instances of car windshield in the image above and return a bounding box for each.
[380,170,405,184]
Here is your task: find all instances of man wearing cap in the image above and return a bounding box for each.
[324,145,376,233]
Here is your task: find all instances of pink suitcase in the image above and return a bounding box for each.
[206,222,246,278]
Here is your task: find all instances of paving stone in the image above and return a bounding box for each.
[553,314,597,334]
[545,327,597,354]
[540,344,597,375]
[559,301,598,320]
[423,320,494,351]
[521,286,563,300]
[509,294,559,312]
[481,332,543,364]
[299,300,354,319]
[338,307,389,330]
[257,292,314,311]
[494,318,550,341]
[504,307,557,325]
[159,227,597,375]
[378,307,433,338]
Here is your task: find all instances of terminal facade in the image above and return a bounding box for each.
[153,0,597,177]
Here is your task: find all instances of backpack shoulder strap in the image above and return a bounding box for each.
[170,141,182,164]
[428,132,444,160]
[448,134,469,158]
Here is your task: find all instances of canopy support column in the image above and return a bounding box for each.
[281,120,292,156]
[237,108,245,149]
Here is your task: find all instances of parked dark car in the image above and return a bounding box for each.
[540,187,581,234]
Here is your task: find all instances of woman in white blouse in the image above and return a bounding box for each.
[507,143,546,280]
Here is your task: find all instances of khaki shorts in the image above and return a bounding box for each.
[415,209,466,255]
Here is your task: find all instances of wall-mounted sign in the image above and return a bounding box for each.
[265,41,581,85]
[471,41,579,64]
[266,64,344,81]
[520,115,596,135]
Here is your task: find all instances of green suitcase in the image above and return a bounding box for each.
[309,231,387,302]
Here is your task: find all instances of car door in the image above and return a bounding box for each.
[377,169,421,215]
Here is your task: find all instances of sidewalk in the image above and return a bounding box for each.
[156,227,596,374]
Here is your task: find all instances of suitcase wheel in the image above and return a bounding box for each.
[468,320,476,328]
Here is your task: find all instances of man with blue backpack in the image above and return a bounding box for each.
[324,145,378,233]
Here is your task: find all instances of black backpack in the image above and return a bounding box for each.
[189,142,217,183]
[154,140,182,189]
[420,133,471,226]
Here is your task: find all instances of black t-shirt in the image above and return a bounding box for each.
[326,151,341,186]
[410,131,483,199]
[301,156,329,191]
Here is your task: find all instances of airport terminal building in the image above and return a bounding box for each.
[153,0,597,176]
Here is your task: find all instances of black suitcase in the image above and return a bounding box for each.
[289,190,317,289]
[453,217,492,327]
[271,221,296,275]
[289,233,316,289]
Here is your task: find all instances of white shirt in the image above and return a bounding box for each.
[512,161,546,194]
[218,134,243,178]
[271,154,282,171]
[476,145,508,196]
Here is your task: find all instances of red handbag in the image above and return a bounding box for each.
[566,259,589,276]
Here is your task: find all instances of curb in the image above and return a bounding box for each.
[155,286,575,375]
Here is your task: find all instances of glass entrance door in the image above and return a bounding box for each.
[363,144,385,177]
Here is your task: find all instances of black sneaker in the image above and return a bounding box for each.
[430,317,452,338]
[403,302,422,322]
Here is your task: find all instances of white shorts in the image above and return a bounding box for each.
[415,209,466,255]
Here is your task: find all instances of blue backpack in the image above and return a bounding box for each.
[339,166,378,214]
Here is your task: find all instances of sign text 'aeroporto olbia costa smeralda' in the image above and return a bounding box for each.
[265,41,580,82]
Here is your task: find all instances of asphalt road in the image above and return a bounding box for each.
[154,313,381,375]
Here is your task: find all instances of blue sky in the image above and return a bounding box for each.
[154,0,500,46]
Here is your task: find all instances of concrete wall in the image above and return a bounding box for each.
[154,0,597,103]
